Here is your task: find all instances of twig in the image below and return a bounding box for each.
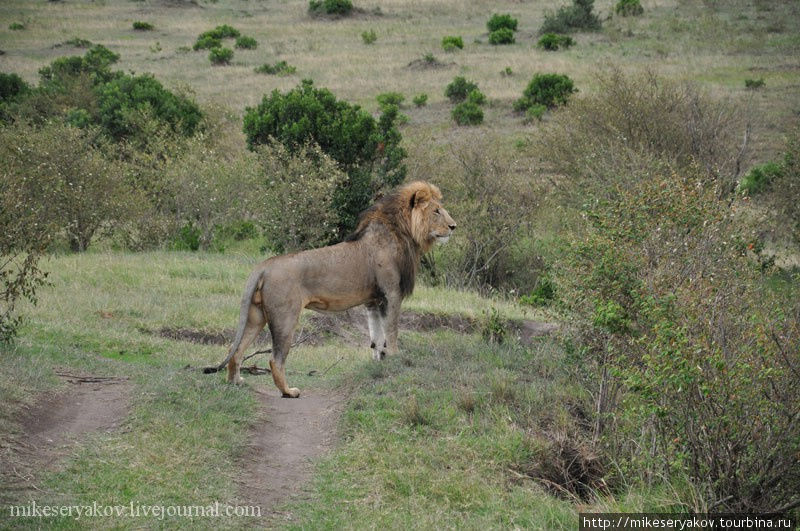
[308,355,345,377]
[55,372,129,384]
[200,331,316,374]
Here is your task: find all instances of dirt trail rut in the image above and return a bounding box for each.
[237,388,344,521]
[0,373,130,499]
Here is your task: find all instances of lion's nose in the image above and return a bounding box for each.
[449,223,457,231]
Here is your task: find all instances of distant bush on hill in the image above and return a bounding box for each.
[615,0,643,17]
[487,13,518,32]
[309,0,353,16]
[537,33,575,51]
[540,0,600,34]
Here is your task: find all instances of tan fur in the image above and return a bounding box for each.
[222,181,456,397]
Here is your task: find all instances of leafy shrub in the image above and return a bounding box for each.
[540,0,601,34]
[309,0,353,16]
[209,46,233,65]
[193,35,222,51]
[172,223,201,251]
[0,72,30,103]
[361,29,377,44]
[66,108,91,128]
[132,21,154,31]
[452,101,483,126]
[738,161,783,196]
[9,22,25,31]
[96,73,202,140]
[487,13,518,32]
[525,104,547,122]
[376,91,404,110]
[745,77,765,89]
[515,73,576,111]
[615,0,643,16]
[243,79,406,236]
[537,33,575,51]
[422,52,437,64]
[520,276,556,306]
[501,66,513,77]
[466,89,486,106]
[38,44,119,86]
[412,93,428,107]
[441,35,464,51]
[444,76,479,103]
[254,61,297,76]
[481,307,508,344]
[256,142,347,252]
[235,36,258,49]
[489,28,515,45]
[202,24,240,40]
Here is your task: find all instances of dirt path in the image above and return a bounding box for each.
[237,388,345,523]
[0,374,131,500]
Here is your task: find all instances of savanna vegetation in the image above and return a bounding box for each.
[1,0,799,527]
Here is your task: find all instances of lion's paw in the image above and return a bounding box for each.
[282,387,300,398]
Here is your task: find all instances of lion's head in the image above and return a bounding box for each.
[347,181,456,297]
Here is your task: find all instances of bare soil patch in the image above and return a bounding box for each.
[153,308,558,349]
[0,372,131,501]
[238,388,345,523]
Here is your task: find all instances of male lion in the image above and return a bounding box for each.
[219,181,456,397]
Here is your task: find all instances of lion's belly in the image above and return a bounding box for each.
[305,293,370,312]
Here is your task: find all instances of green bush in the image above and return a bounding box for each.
[445,76,479,103]
[309,0,353,16]
[441,35,464,51]
[615,0,643,16]
[235,36,258,49]
[209,47,233,65]
[466,89,486,106]
[361,29,377,44]
[9,22,25,31]
[738,161,783,196]
[487,13,518,32]
[376,91,404,110]
[537,33,575,51]
[520,276,556,306]
[62,37,93,48]
[745,77,765,89]
[515,73,576,111]
[489,28,515,45]
[525,104,547,122]
[96,73,203,140]
[540,0,601,34]
[132,21,154,31]
[452,101,483,126]
[193,35,222,51]
[254,61,297,76]
[202,24,240,40]
[39,44,119,86]
[0,72,30,103]
[243,79,406,236]
[412,93,428,107]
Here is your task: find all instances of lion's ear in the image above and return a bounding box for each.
[411,188,431,210]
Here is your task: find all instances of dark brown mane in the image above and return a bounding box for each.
[345,182,439,298]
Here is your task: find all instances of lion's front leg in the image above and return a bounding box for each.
[366,305,387,360]
[383,295,402,358]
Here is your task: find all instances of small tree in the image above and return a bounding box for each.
[243,79,405,236]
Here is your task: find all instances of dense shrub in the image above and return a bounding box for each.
[9,22,25,31]
[488,28,515,45]
[0,72,30,103]
[254,61,296,75]
[201,25,240,40]
[412,93,428,107]
[235,36,258,49]
[361,29,377,44]
[209,46,233,65]
[537,33,575,51]
[514,73,576,112]
[376,91,404,110]
[96,73,202,140]
[540,0,601,34]
[444,76,479,103]
[193,35,222,51]
[452,101,483,126]
[132,21,154,31]
[745,77,765,89]
[615,0,643,16]
[309,0,353,16]
[255,142,347,252]
[243,79,406,236]
[441,35,464,51]
[38,44,120,86]
[487,13,518,32]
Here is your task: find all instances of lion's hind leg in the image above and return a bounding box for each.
[267,302,302,398]
[226,303,267,384]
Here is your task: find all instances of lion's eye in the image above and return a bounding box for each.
[434,208,440,215]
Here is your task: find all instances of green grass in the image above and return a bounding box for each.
[2,251,574,527]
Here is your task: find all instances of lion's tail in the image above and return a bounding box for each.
[207,269,264,373]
